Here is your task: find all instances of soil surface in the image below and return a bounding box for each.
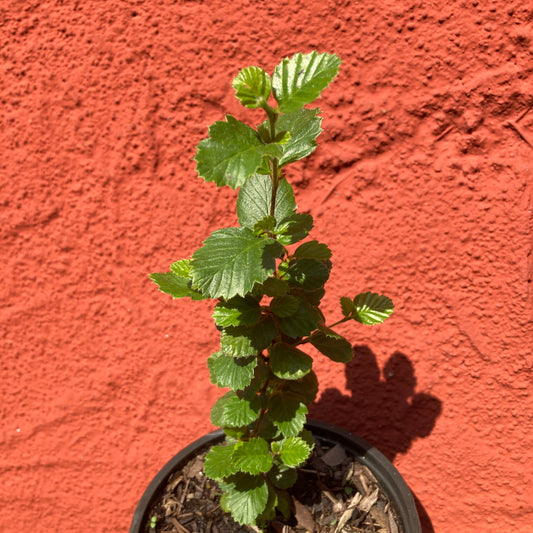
[147,439,403,533]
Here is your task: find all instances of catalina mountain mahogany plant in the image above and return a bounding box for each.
[150,51,394,529]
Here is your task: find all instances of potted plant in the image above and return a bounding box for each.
[132,51,421,532]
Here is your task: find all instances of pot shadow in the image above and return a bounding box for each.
[310,345,442,533]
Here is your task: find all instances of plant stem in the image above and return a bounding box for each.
[327,317,350,329]
[261,102,280,218]
[251,375,271,438]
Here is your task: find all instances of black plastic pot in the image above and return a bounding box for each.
[129,419,421,533]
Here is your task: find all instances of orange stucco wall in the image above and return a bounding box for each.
[1,1,532,532]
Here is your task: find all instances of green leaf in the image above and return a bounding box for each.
[210,391,232,426]
[254,416,280,442]
[291,286,326,307]
[275,489,293,518]
[294,241,332,261]
[276,301,319,338]
[275,213,314,245]
[253,215,276,236]
[241,357,270,399]
[262,277,290,297]
[220,474,269,526]
[237,174,297,230]
[204,444,238,480]
[279,436,312,468]
[232,438,273,475]
[195,115,281,189]
[223,426,250,441]
[149,272,207,301]
[267,393,307,437]
[207,352,257,391]
[270,294,299,318]
[284,258,330,290]
[273,108,323,167]
[232,66,272,109]
[351,292,394,325]
[340,296,354,318]
[308,328,354,363]
[288,370,319,405]
[220,318,277,358]
[211,391,261,427]
[270,343,313,380]
[268,465,298,490]
[213,296,262,327]
[272,51,341,113]
[170,259,192,277]
[190,227,276,299]
[257,485,278,524]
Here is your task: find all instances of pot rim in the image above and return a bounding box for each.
[129,419,421,533]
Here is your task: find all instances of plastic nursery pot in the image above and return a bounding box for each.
[129,419,421,533]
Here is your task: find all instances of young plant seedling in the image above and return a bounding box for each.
[151,51,394,529]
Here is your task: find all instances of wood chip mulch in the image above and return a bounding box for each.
[144,438,403,533]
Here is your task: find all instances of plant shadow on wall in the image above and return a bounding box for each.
[310,345,442,533]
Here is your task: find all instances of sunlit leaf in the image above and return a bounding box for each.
[351,292,394,325]
[195,115,281,189]
[232,438,273,474]
[191,227,276,299]
[233,66,272,109]
[272,51,341,113]
[208,352,257,390]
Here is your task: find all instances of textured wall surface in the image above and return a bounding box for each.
[1,1,532,532]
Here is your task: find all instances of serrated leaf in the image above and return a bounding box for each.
[253,215,276,235]
[250,416,279,442]
[270,294,299,318]
[272,51,341,113]
[210,391,233,427]
[268,465,298,490]
[308,328,354,363]
[213,296,262,327]
[241,357,270,399]
[352,292,394,325]
[299,429,316,450]
[262,277,290,297]
[232,438,273,474]
[279,436,311,468]
[208,352,257,390]
[190,227,276,299]
[274,108,323,167]
[284,258,331,290]
[211,391,261,427]
[340,296,354,317]
[220,318,277,358]
[237,174,297,230]
[289,371,319,405]
[204,444,238,480]
[275,213,314,245]
[294,240,332,261]
[149,272,207,301]
[276,301,319,338]
[275,489,292,517]
[220,474,269,526]
[170,259,192,277]
[195,115,281,189]
[267,393,307,437]
[270,343,313,380]
[257,484,278,524]
[274,130,291,144]
[232,66,272,109]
